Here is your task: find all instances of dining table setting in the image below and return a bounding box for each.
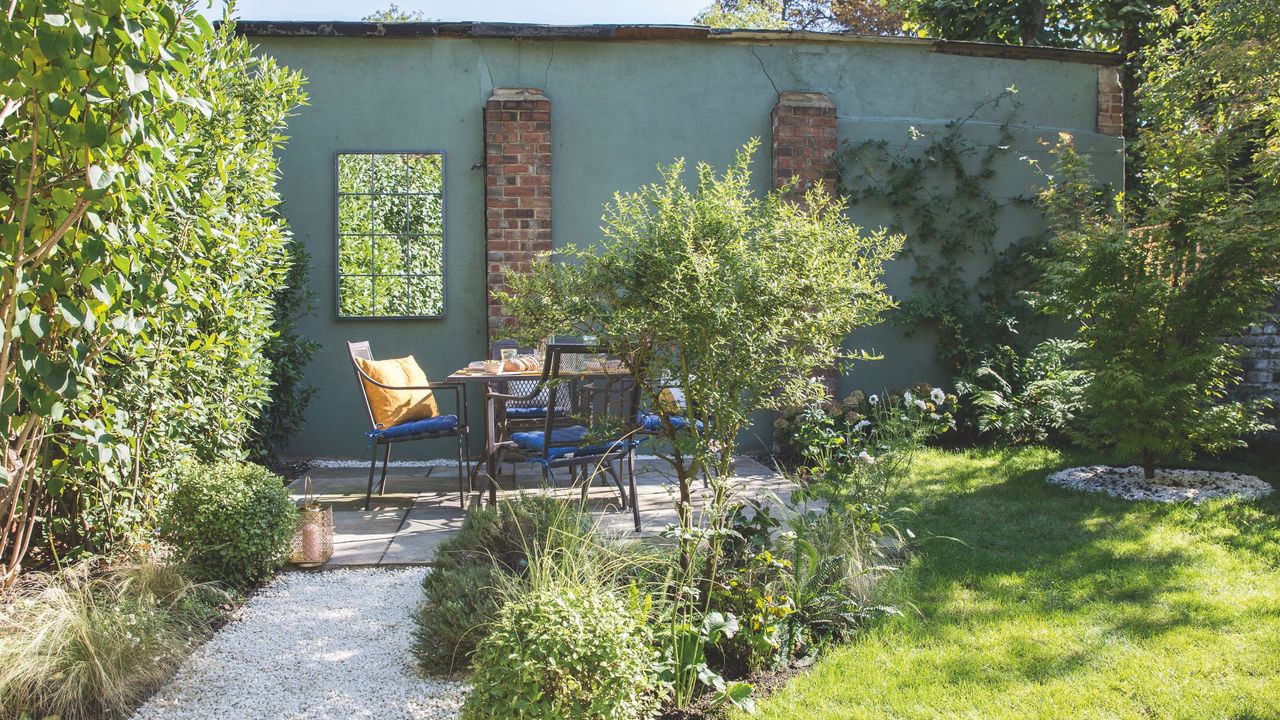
[445,340,633,504]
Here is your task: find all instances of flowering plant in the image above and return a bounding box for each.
[777,384,956,512]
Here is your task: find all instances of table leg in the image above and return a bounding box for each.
[485,391,499,506]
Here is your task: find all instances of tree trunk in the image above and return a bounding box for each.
[1140,450,1157,480]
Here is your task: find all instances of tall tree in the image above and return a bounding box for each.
[695,0,906,35]
[898,1,1196,144]
[362,4,426,22]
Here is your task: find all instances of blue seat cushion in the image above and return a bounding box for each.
[511,425,636,460]
[369,414,459,440]
[638,413,703,433]
[505,406,550,419]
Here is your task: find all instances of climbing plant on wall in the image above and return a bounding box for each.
[835,89,1044,374]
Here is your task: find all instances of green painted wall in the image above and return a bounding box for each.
[248,34,1123,459]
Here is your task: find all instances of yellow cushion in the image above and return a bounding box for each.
[355,356,440,428]
[658,387,685,414]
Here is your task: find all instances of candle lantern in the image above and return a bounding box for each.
[290,476,333,567]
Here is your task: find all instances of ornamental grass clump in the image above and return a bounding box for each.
[0,558,223,720]
[412,495,593,675]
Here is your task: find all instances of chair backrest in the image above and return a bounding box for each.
[492,340,546,409]
[539,343,640,446]
[347,341,378,430]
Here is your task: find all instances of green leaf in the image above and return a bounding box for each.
[87,165,114,190]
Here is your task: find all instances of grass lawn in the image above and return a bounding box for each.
[749,447,1280,719]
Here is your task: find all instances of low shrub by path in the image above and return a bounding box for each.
[748,447,1280,719]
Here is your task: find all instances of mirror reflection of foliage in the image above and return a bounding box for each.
[336,153,444,317]
[836,89,1043,375]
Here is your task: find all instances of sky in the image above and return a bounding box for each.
[200,0,712,24]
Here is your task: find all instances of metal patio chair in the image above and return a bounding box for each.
[347,341,470,510]
[489,342,645,532]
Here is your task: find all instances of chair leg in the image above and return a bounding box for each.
[456,433,466,509]
[377,444,392,495]
[628,449,641,533]
[603,462,627,509]
[364,443,380,511]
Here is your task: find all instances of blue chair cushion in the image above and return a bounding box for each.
[505,406,550,419]
[638,413,703,433]
[511,425,637,460]
[369,414,459,440]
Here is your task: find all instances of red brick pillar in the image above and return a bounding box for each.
[771,91,838,203]
[1096,67,1124,137]
[771,91,840,398]
[484,88,551,346]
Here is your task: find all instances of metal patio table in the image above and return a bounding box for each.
[446,361,630,506]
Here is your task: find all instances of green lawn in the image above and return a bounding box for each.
[750,447,1280,719]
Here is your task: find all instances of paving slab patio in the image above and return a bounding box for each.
[287,455,793,567]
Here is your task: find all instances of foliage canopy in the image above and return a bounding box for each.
[0,1,307,580]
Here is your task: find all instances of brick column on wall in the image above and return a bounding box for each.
[1097,67,1124,137]
[771,90,840,398]
[771,91,838,203]
[484,88,551,347]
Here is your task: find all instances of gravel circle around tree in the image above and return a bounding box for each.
[130,567,465,720]
[1046,465,1274,504]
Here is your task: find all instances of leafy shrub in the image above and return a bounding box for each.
[1034,139,1277,478]
[160,462,296,588]
[707,501,896,678]
[0,559,223,720]
[412,496,590,675]
[462,582,657,720]
[413,564,500,676]
[0,4,308,577]
[955,338,1087,445]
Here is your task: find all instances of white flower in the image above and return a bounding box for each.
[931,388,946,404]
[853,419,871,432]
[903,391,913,403]
[869,394,879,405]
[915,399,927,410]
[929,413,941,420]
[858,450,876,465]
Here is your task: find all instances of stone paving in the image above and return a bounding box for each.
[287,456,791,566]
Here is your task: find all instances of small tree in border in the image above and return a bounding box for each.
[498,139,902,573]
[1032,0,1280,479]
[1034,137,1279,478]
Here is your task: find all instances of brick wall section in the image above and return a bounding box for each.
[484,88,551,346]
[1097,67,1124,137]
[771,91,838,202]
[771,91,840,397]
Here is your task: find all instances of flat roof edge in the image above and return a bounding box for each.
[229,21,1122,66]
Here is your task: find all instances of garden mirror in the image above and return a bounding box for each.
[336,151,445,318]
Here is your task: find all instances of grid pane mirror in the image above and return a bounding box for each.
[337,152,445,317]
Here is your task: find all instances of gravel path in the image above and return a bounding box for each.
[1047,465,1273,504]
[132,567,466,720]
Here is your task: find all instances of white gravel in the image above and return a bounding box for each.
[1046,465,1274,504]
[131,567,466,720]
